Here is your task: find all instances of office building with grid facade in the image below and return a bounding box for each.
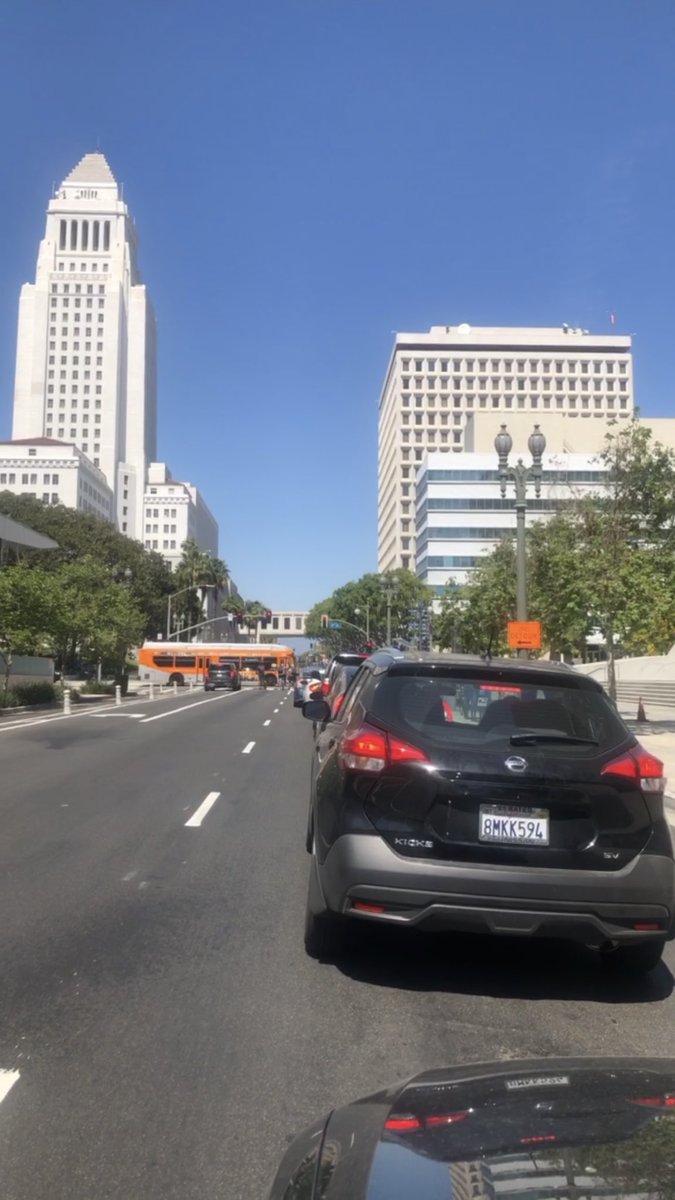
[377,324,634,573]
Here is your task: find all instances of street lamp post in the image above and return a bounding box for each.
[380,576,399,647]
[494,423,546,658]
[354,604,370,640]
[166,584,196,640]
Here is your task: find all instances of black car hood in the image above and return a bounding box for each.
[268,1057,675,1199]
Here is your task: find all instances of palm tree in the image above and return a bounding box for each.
[239,600,269,643]
[174,541,231,639]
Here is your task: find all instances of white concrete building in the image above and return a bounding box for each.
[11,152,157,538]
[416,448,609,594]
[0,437,113,522]
[143,463,218,569]
[378,324,634,573]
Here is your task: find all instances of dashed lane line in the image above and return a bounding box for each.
[263,720,271,727]
[0,1071,20,1105]
[185,791,221,828]
[242,741,255,754]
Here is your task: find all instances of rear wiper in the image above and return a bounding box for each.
[511,732,599,746]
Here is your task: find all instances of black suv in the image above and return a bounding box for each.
[302,649,675,973]
[204,661,241,692]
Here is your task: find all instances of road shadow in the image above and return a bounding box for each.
[624,719,675,735]
[334,925,674,1004]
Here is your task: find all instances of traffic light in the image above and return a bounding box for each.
[265,610,272,620]
[321,613,329,629]
[365,639,374,653]
[236,611,244,625]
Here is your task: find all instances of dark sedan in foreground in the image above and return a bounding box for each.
[268,1056,675,1198]
[302,648,675,973]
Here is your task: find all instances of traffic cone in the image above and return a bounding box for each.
[637,697,647,722]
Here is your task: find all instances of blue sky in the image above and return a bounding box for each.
[1,0,674,609]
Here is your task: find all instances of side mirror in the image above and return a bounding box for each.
[302,698,331,722]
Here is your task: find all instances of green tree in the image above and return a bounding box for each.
[0,565,65,692]
[54,558,145,674]
[528,517,594,660]
[435,541,517,655]
[305,571,433,651]
[0,492,174,638]
[172,539,231,638]
[237,600,270,642]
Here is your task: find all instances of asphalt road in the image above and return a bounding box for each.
[0,685,675,1198]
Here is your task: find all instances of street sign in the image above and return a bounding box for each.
[508,620,542,651]
[329,621,343,630]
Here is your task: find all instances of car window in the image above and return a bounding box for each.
[336,664,371,725]
[367,671,628,752]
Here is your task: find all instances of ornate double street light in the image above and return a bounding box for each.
[379,576,399,647]
[494,423,546,658]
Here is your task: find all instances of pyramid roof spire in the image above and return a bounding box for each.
[62,152,117,187]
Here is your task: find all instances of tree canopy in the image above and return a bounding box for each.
[305,570,434,652]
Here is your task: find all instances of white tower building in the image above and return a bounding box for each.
[11,152,157,538]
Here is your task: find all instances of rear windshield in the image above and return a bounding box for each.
[367,670,629,753]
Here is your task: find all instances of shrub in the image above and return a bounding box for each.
[0,690,20,709]
[12,681,58,706]
[78,681,116,695]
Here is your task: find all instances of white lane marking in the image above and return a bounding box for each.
[0,687,193,734]
[122,869,139,882]
[242,741,255,754]
[0,1071,20,1105]
[263,720,271,727]
[92,712,145,719]
[273,708,279,714]
[140,691,240,724]
[185,791,221,827]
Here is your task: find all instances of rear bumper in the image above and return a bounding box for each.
[312,835,675,947]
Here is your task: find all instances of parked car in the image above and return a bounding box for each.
[301,648,675,973]
[203,661,241,692]
[293,666,325,708]
[268,1056,675,1199]
[321,652,368,698]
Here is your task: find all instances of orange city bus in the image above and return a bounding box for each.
[137,642,296,688]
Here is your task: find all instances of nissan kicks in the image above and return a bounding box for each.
[301,649,675,974]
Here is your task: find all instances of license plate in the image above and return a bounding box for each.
[479,805,549,846]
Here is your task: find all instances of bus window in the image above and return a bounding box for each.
[153,654,175,667]
[175,655,196,668]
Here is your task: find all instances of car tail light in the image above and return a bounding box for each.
[425,1111,469,1128]
[385,1115,421,1132]
[340,722,429,773]
[385,1111,469,1133]
[521,1135,558,1145]
[601,745,665,794]
[332,693,346,718]
[631,1095,675,1108]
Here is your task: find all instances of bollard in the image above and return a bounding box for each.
[189,678,194,692]
[149,681,155,700]
[115,685,122,706]
[637,696,647,723]
[173,680,178,695]
[63,688,71,715]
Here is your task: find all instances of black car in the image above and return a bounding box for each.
[204,661,240,692]
[268,1056,675,1198]
[301,649,675,972]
